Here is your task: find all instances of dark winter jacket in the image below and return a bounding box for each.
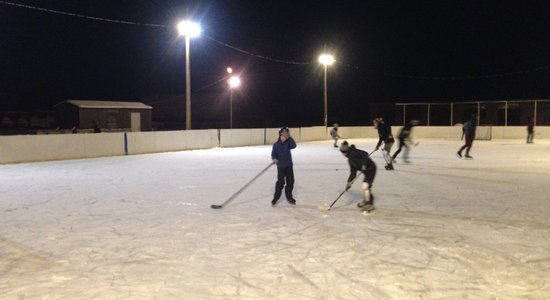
[527,120,534,133]
[344,145,376,182]
[398,123,413,140]
[376,122,394,147]
[271,137,296,169]
[463,119,477,138]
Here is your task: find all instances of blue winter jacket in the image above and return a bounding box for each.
[271,137,297,169]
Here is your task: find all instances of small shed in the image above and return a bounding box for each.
[54,100,152,132]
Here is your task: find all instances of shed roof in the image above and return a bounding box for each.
[58,100,152,109]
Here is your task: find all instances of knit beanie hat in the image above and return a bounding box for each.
[279,127,289,135]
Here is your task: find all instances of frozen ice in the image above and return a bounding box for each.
[1,139,549,299]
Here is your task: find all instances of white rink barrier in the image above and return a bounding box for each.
[127,129,219,155]
[0,133,124,163]
[220,128,265,147]
[0,126,548,164]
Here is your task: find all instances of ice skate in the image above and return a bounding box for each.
[456,152,462,159]
[361,204,375,212]
[357,199,373,208]
[288,198,296,205]
[358,199,375,212]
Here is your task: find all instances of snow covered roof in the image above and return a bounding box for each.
[61,100,152,109]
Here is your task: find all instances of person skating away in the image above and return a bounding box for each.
[330,123,341,148]
[271,127,297,206]
[373,118,395,170]
[339,141,377,211]
[526,117,535,144]
[457,113,477,159]
[392,120,420,163]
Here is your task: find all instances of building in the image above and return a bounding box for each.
[54,100,152,131]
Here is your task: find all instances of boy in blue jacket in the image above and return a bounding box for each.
[271,127,297,205]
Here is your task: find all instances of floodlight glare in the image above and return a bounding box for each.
[228,76,241,88]
[319,54,335,66]
[227,67,233,74]
[177,21,201,38]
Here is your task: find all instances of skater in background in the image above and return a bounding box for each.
[339,141,377,211]
[392,120,420,163]
[373,118,395,170]
[457,113,477,159]
[330,123,341,148]
[93,121,101,133]
[527,116,535,144]
[271,127,297,206]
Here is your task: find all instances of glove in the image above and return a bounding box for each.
[345,182,352,191]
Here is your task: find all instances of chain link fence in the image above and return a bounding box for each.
[395,100,550,126]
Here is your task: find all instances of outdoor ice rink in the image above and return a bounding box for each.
[1,138,549,299]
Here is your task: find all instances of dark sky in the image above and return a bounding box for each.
[3,0,550,126]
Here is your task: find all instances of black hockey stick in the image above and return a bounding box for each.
[211,162,275,209]
[318,176,359,211]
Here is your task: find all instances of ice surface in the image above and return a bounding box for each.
[1,139,549,299]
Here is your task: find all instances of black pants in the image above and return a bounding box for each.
[458,135,474,155]
[392,138,409,160]
[274,166,294,200]
[363,167,376,188]
[527,130,534,143]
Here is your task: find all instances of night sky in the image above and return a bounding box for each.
[3,0,550,127]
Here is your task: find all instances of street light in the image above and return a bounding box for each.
[177,20,201,130]
[319,54,335,127]
[228,75,241,129]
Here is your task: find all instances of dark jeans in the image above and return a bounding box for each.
[274,166,294,200]
[458,136,474,155]
[527,130,534,143]
[392,138,409,160]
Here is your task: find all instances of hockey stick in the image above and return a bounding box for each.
[210,162,275,209]
[318,176,359,212]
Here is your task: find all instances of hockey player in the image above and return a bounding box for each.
[373,118,395,170]
[271,127,297,206]
[392,120,420,163]
[330,123,341,148]
[457,113,477,159]
[339,141,377,211]
[527,116,535,144]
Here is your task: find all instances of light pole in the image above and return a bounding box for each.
[177,20,201,130]
[228,75,241,129]
[319,54,335,127]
